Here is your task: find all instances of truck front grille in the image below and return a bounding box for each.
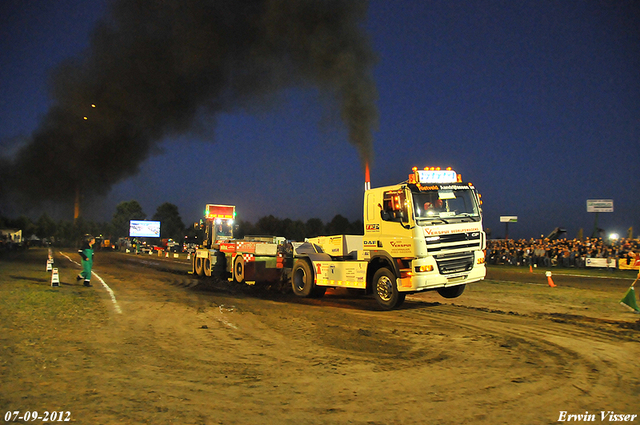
[435,252,475,275]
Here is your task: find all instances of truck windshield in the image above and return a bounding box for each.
[209,221,234,242]
[412,187,481,223]
[214,223,233,239]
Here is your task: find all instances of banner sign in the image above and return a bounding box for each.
[500,216,518,222]
[619,257,640,271]
[585,258,616,268]
[586,199,613,213]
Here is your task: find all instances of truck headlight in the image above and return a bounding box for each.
[415,265,434,273]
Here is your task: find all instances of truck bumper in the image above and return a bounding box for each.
[398,251,486,292]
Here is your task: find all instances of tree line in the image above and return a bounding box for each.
[1,200,363,247]
[236,214,363,242]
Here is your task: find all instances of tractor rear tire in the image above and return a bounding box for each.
[233,256,245,284]
[204,258,212,277]
[195,256,204,277]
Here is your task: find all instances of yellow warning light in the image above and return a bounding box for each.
[446,167,452,171]
[412,166,418,172]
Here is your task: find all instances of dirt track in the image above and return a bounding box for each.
[1,248,639,424]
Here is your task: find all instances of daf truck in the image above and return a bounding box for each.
[192,167,486,310]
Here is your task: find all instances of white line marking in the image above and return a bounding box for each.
[59,252,122,314]
[217,305,238,329]
[553,273,628,281]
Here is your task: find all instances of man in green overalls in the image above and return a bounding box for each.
[76,235,95,287]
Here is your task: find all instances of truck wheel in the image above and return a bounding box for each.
[195,257,204,277]
[204,258,212,277]
[372,268,405,310]
[437,284,465,299]
[233,256,245,284]
[291,260,314,297]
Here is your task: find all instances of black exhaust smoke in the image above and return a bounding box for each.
[1,0,378,210]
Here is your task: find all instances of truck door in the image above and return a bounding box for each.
[377,189,415,257]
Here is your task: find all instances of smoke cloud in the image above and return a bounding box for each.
[2,0,377,207]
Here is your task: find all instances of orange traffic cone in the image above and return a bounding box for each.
[530,264,533,273]
[546,271,556,287]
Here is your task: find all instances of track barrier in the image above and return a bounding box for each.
[51,268,60,287]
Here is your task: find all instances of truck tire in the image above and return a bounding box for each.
[195,256,204,277]
[372,267,405,310]
[204,258,212,277]
[291,260,314,297]
[233,256,245,284]
[437,284,465,299]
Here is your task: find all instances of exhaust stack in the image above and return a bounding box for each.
[74,185,80,222]
[364,163,371,191]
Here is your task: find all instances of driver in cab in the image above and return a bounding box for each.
[423,198,443,216]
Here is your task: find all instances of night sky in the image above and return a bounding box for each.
[1,0,638,240]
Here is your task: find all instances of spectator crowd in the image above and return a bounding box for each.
[486,237,640,269]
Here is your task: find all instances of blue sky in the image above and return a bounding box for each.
[1,0,638,240]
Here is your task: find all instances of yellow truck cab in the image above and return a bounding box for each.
[301,167,486,309]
